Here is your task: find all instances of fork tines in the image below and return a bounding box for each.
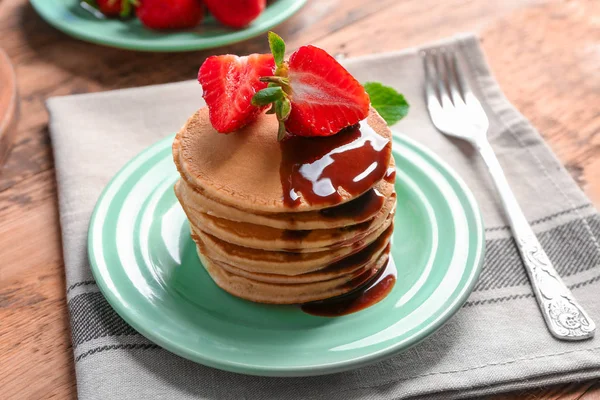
[421,47,489,136]
[423,49,472,109]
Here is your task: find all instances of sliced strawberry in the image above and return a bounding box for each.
[285,45,370,137]
[251,34,371,139]
[198,54,275,133]
[136,0,203,30]
[204,0,266,29]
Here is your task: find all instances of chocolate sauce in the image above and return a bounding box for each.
[280,120,391,208]
[281,229,312,241]
[384,167,396,183]
[319,188,385,221]
[322,242,391,276]
[301,256,397,317]
[320,226,393,274]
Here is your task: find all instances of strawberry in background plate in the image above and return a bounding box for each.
[136,0,204,30]
[204,0,266,28]
[198,54,275,133]
[95,0,133,17]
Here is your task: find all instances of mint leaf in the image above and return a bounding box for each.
[268,32,285,68]
[364,82,409,126]
[251,87,285,106]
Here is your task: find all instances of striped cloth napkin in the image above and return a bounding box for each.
[47,33,600,399]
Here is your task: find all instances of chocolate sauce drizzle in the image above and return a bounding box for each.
[280,120,391,208]
[301,255,397,317]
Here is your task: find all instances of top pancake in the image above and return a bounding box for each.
[173,106,392,213]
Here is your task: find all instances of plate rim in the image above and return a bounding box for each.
[29,0,307,52]
[88,132,485,376]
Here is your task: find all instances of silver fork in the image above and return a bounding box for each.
[422,49,595,341]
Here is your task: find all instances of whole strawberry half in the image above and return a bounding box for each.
[204,0,266,28]
[136,0,203,30]
[198,54,275,133]
[285,45,370,137]
[252,33,370,138]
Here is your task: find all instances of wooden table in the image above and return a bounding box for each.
[0,0,598,398]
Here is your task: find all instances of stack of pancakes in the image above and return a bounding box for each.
[173,107,396,304]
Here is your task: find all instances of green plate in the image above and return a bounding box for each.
[88,133,485,376]
[30,0,306,52]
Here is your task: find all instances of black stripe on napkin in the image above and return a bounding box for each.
[69,291,138,347]
[75,343,161,362]
[484,203,593,232]
[67,280,97,294]
[465,273,600,307]
[475,214,600,291]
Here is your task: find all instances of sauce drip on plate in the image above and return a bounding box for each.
[301,255,397,317]
[280,120,391,208]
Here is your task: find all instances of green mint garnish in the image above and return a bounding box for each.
[364,82,409,126]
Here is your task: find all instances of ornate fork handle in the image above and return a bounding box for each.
[477,139,595,340]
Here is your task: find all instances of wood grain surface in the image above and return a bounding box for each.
[0,0,598,398]
[0,48,19,167]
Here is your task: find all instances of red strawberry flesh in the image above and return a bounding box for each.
[136,0,204,30]
[97,0,123,16]
[198,54,275,133]
[285,45,370,137]
[204,0,266,28]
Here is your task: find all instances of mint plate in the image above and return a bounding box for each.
[88,132,485,376]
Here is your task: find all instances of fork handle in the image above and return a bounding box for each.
[477,139,595,341]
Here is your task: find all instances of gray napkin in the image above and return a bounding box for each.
[47,34,600,400]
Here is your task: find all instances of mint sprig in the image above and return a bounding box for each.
[364,82,409,126]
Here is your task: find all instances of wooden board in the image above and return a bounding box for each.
[0,48,19,168]
[0,0,598,398]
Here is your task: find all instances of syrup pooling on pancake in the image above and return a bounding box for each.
[280,119,391,208]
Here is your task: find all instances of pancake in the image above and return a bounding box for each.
[177,184,396,252]
[211,235,392,284]
[175,174,395,230]
[173,100,397,305]
[198,247,391,304]
[173,106,393,213]
[191,215,394,275]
